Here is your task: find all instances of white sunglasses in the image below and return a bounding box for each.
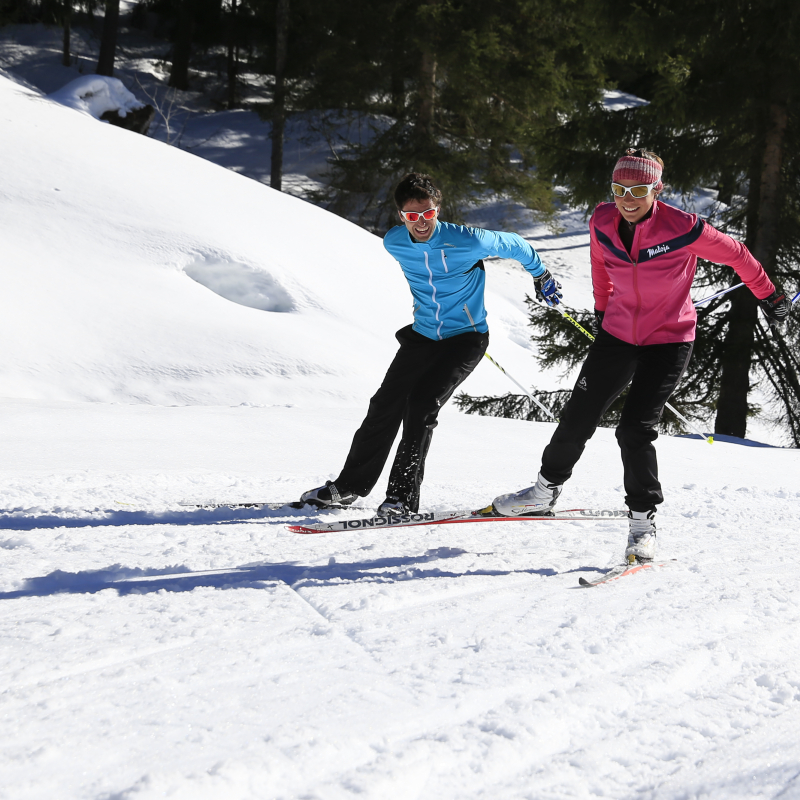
[611,181,659,199]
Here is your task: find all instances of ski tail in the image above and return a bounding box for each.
[177,501,367,511]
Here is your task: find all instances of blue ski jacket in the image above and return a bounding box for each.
[383,220,546,340]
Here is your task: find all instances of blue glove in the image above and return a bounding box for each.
[533,268,563,307]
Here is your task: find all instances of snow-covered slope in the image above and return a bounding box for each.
[1,74,412,405]
[1,399,800,800]
[1,73,552,408]
[2,51,800,800]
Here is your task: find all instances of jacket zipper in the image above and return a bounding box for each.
[423,251,444,340]
[630,226,643,345]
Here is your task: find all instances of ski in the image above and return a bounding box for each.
[578,558,672,587]
[178,501,369,511]
[286,507,627,534]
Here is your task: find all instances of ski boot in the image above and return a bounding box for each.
[625,509,657,563]
[300,481,358,509]
[376,496,412,516]
[492,473,562,516]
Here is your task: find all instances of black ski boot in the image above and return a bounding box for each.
[300,481,358,509]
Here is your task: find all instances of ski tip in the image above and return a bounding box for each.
[578,577,593,587]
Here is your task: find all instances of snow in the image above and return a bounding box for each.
[47,74,144,119]
[2,401,800,799]
[1,31,800,799]
[603,89,649,112]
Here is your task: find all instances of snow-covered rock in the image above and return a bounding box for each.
[46,74,144,120]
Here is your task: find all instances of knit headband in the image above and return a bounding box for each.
[612,154,663,192]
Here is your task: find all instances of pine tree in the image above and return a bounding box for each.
[292,0,613,231]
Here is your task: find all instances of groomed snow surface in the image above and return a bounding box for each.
[2,69,800,800]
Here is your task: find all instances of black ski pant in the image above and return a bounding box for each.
[540,328,693,512]
[335,325,489,512]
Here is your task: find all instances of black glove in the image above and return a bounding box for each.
[760,289,791,329]
[533,268,563,307]
[592,309,604,338]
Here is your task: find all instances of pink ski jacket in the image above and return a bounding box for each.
[590,200,775,345]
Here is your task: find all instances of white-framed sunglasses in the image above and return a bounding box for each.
[611,181,659,199]
[399,207,439,222]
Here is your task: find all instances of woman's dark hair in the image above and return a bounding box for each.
[394,173,443,210]
[624,147,665,169]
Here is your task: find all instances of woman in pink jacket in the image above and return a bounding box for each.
[492,148,791,562]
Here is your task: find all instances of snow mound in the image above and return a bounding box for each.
[184,257,296,313]
[46,74,144,119]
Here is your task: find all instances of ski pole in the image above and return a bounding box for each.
[696,284,800,309]
[555,306,714,444]
[693,282,744,307]
[463,304,557,420]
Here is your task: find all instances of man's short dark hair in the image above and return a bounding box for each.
[394,173,443,210]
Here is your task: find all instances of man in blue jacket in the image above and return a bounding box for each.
[301,172,563,515]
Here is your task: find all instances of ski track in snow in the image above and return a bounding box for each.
[2,404,799,799]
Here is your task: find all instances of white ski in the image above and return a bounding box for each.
[286,507,627,534]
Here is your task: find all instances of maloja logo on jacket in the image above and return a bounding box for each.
[594,216,704,264]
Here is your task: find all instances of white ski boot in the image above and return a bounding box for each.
[492,473,562,516]
[625,509,657,562]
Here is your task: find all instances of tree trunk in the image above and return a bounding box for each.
[96,0,120,77]
[713,281,760,438]
[62,0,71,67]
[41,0,58,24]
[750,94,789,266]
[418,46,436,136]
[226,0,238,109]
[390,68,405,118]
[416,0,439,137]
[168,0,194,91]
[270,0,289,191]
[714,79,789,437]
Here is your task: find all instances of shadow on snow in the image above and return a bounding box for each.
[0,505,325,531]
[0,547,598,599]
